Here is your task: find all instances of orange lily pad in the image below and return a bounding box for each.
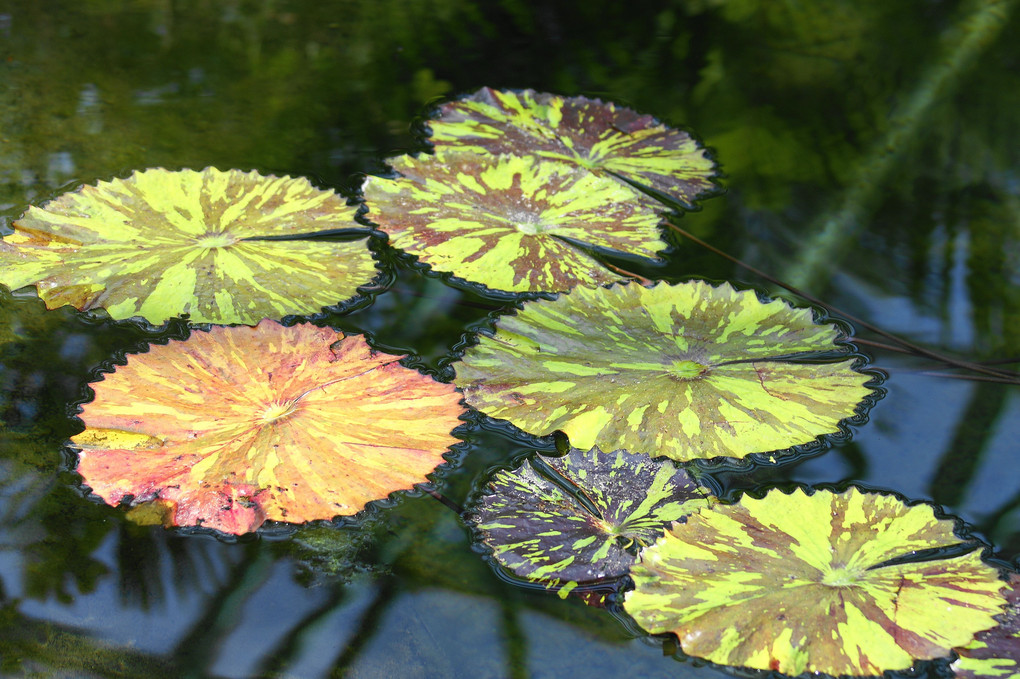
[71,321,466,534]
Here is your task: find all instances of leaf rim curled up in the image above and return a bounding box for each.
[0,167,380,326]
[454,280,879,463]
[624,486,1007,676]
[71,320,467,535]
[469,445,714,598]
[362,151,668,295]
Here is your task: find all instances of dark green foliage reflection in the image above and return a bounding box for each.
[0,0,1018,677]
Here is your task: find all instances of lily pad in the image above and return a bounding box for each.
[362,152,666,294]
[625,487,1006,676]
[71,321,466,534]
[426,87,716,206]
[953,572,1020,678]
[0,167,379,325]
[454,280,875,462]
[469,446,713,598]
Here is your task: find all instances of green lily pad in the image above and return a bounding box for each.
[362,152,666,294]
[625,487,1007,676]
[953,572,1020,678]
[469,446,713,598]
[454,280,876,462]
[0,167,379,325]
[427,87,716,206]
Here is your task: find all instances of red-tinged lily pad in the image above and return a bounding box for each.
[427,87,716,206]
[454,280,876,463]
[469,446,713,598]
[362,152,666,294]
[0,167,379,326]
[71,321,466,534]
[624,487,1007,676]
[953,572,1020,678]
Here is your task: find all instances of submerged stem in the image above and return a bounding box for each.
[666,221,1020,384]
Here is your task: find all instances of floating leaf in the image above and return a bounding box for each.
[427,87,716,206]
[0,167,379,325]
[362,152,665,294]
[71,321,465,534]
[469,446,713,598]
[454,280,875,462]
[953,572,1020,678]
[624,487,1006,676]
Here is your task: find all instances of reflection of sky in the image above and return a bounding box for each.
[343,590,714,679]
[0,533,235,654]
[0,0,1017,674]
[791,363,977,500]
[789,267,1020,551]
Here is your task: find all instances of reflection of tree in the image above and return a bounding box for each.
[0,604,181,678]
[0,0,1017,675]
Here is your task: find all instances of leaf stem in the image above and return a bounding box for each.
[426,488,464,515]
[666,221,1020,384]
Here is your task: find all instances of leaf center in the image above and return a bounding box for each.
[821,564,864,588]
[259,400,297,424]
[194,232,237,249]
[508,210,552,235]
[668,359,709,380]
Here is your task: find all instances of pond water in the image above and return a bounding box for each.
[1,1,1019,677]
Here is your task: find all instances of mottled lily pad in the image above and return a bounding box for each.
[469,446,713,598]
[0,167,379,325]
[427,87,716,206]
[362,152,666,294]
[625,487,1006,676]
[454,280,875,462]
[953,572,1020,678]
[72,321,466,534]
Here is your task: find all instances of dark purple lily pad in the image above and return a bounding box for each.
[468,446,714,598]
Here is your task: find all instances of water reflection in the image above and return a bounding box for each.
[1,0,1019,676]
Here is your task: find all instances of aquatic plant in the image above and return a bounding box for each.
[952,573,1020,678]
[0,168,378,326]
[72,321,465,533]
[427,87,717,205]
[625,487,1006,676]
[362,151,667,294]
[454,280,876,462]
[0,85,1012,678]
[468,446,713,598]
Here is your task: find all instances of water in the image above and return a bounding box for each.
[1,2,1019,677]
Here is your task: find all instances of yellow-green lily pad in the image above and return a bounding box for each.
[625,487,1006,676]
[362,152,666,294]
[0,167,379,325]
[454,280,876,462]
[953,572,1020,678]
[427,87,716,206]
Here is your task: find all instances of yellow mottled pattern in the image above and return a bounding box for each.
[625,488,1007,676]
[952,572,1020,679]
[363,151,666,294]
[455,280,874,462]
[0,167,378,325]
[428,87,716,205]
[71,321,465,534]
[473,446,712,592]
